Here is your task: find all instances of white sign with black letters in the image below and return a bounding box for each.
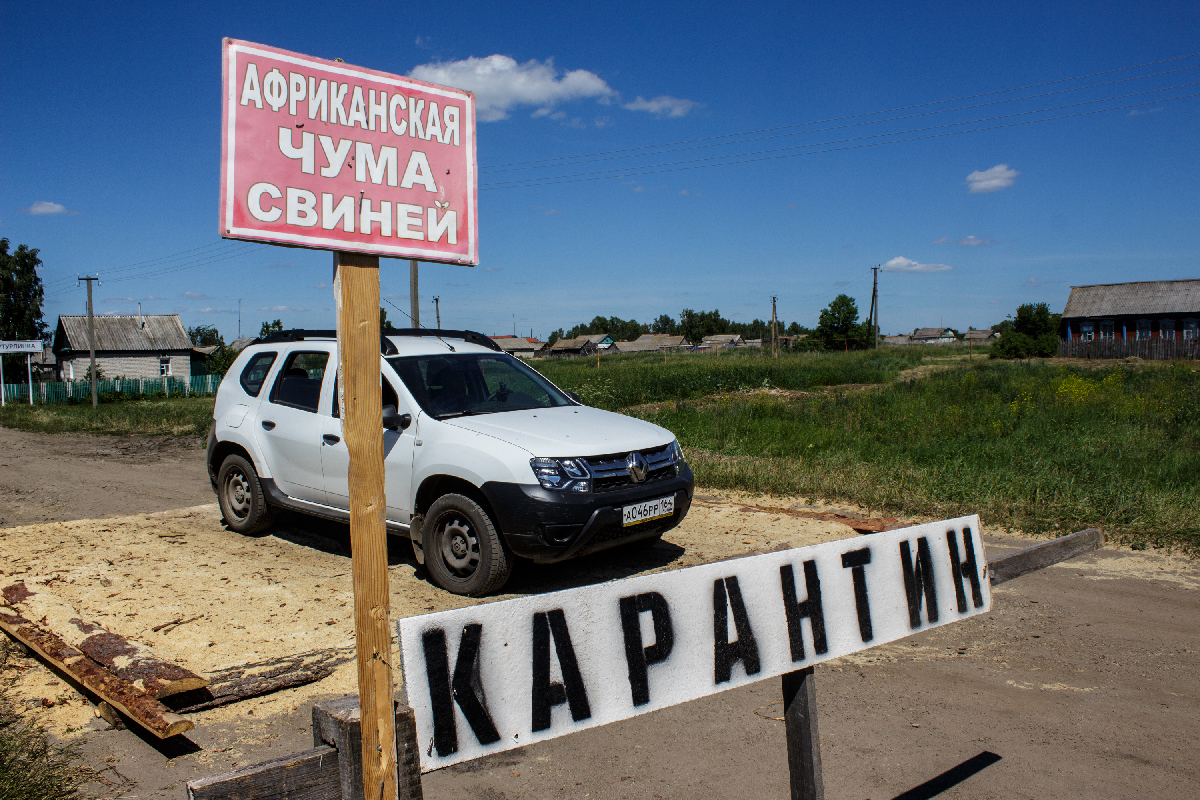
[398,515,990,772]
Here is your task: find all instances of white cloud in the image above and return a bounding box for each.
[956,235,996,246]
[966,164,1018,193]
[882,256,953,273]
[623,95,698,118]
[931,236,950,244]
[103,297,135,303]
[182,291,208,298]
[258,305,305,312]
[410,55,615,122]
[19,200,79,215]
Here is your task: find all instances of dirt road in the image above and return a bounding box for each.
[1,429,1197,798]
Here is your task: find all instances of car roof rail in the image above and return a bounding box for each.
[381,328,503,352]
[255,328,501,355]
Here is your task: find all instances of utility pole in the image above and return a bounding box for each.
[771,295,779,358]
[433,296,441,328]
[868,266,880,349]
[78,275,100,408]
[409,260,420,328]
[238,298,242,338]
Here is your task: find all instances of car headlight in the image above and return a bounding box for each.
[669,440,686,472]
[530,457,591,492]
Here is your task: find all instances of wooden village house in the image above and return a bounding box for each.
[53,314,194,381]
[1062,279,1200,341]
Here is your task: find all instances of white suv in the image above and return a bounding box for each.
[206,329,693,595]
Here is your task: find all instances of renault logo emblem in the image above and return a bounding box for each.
[626,452,648,483]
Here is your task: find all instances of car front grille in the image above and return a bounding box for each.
[581,443,676,493]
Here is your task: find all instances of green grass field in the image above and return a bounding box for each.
[0,395,214,437]
[534,347,928,409]
[636,360,1200,550]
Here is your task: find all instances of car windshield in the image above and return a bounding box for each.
[387,352,572,419]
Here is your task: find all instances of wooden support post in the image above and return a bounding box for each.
[988,528,1102,586]
[313,695,423,800]
[27,354,33,405]
[333,250,398,800]
[782,666,823,800]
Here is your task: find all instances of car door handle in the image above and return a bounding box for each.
[323,434,340,445]
[261,420,276,431]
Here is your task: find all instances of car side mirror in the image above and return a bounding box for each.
[565,391,581,404]
[383,405,411,431]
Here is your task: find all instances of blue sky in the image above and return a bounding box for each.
[4,1,1198,340]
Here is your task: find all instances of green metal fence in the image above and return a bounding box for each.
[0,374,223,405]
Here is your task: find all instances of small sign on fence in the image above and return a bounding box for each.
[0,341,42,354]
[398,515,990,772]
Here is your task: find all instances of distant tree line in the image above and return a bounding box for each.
[547,310,810,347]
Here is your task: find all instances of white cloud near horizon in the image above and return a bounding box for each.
[957,235,996,246]
[882,256,953,273]
[623,95,698,118]
[19,200,79,216]
[410,55,616,122]
[966,164,1018,193]
[182,291,208,298]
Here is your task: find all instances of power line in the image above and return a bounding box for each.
[41,241,255,293]
[482,51,1200,170]
[44,244,268,299]
[481,91,1200,189]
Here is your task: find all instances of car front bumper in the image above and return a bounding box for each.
[481,463,694,563]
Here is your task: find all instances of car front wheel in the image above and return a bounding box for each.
[217,454,275,534]
[422,493,512,596]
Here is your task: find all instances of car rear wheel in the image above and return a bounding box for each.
[217,454,275,534]
[422,493,512,596]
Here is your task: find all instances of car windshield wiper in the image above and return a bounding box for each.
[436,409,489,419]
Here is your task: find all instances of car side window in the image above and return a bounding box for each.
[269,351,329,413]
[333,374,401,419]
[240,352,277,397]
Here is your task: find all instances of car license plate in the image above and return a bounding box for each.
[622,495,675,527]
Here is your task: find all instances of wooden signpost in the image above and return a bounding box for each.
[397,515,995,772]
[220,38,478,800]
[187,525,1103,799]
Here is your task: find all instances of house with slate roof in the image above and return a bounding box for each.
[53,314,194,381]
[1062,279,1200,342]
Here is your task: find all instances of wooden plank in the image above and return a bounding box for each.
[169,648,354,713]
[2,581,207,698]
[186,745,340,800]
[782,667,823,800]
[0,607,192,738]
[333,250,398,800]
[988,528,1104,586]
